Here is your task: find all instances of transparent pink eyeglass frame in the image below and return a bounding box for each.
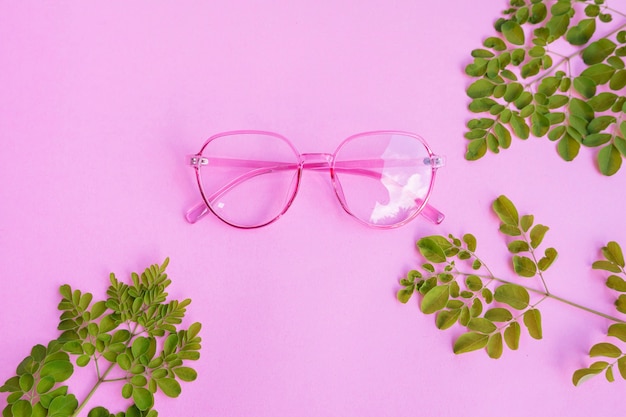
[185,130,445,229]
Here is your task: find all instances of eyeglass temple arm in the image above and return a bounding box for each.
[186,157,445,224]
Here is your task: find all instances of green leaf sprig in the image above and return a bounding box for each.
[398,195,626,384]
[464,0,626,175]
[0,258,202,417]
[573,243,626,385]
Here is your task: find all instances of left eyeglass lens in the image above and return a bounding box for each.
[197,132,301,228]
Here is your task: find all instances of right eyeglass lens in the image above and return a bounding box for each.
[197,132,301,228]
[332,132,435,227]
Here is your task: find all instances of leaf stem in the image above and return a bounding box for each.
[466,271,626,324]
[71,322,141,417]
[71,362,116,417]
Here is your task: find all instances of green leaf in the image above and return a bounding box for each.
[157,378,181,398]
[1,376,21,393]
[502,20,525,45]
[11,401,32,417]
[494,123,512,149]
[116,354,131,371]
[466,138,487,160]
[588,92,617,111]
[503,83,523,103]
[484,36,507,51]
[467,318,496,334]
[133,388,154,411]
[530,224,549,248]
[40,361,73,383]
[520,214,533,232]
[465,275,482,291]
[36,376,55,394]
[547,13,569,38]
[492,195,519,226]
[610,70,626,90]
[122,383,133,399]
[420,285,450,315]
[435,309,461,330]
[18,374,33,392]
[603,242,625,267]
[618,356,626,379]
[417,238,447,263]
[523,309,542,339]
[174,367,198,382]
[581,63,616,85]
[573,76,596,99]
[583,133,612,147]
[592,260,621,273]
[487,332,503,359]
[396,288,414,304]
[607,275,626,292]
[587,116,616,134]
[590,342,622,358]
[48,394,78,417]
[538,248,558,271]
[99,315,117,333]
[508,240,530,253]
[485,308,513,322]
[88,407,111,417]
[132,337,150,358]
[495,284,530,310]
[510,114,530,139]
[504,322,521,351]
[463,234,477,252]
[530,112,550,137]
[513,256,537,277]
[566,19,596,46]
[557,133,580,161]
[569,98,595,122]
[616,137,626,157]
[499,224,522,236]
[467,79,496,99]
[608,323,626,342]
[598,144,622,176]
[453,332,489,354]
[573,368,602,386]
[583,39,617,65]
[616,295,626,314]
[548,95,569,109]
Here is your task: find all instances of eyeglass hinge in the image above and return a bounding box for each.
[424,155,445,168]
[189,155,209,166]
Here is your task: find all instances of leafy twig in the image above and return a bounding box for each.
[0,258,202,417]
[464,0,626,175]
[397,195,626,384]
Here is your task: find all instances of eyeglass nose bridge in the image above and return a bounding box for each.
[300,152,334,171]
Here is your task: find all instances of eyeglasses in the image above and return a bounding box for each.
[185,130,445,229]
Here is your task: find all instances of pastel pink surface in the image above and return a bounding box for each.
[1,2,625,417]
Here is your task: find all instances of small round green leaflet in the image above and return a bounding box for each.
[420,285,450,315]
[464,0,626,176]
[495,284,530,309]
[0,258,203,417]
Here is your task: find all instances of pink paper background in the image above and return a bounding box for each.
[2,1,626,416]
